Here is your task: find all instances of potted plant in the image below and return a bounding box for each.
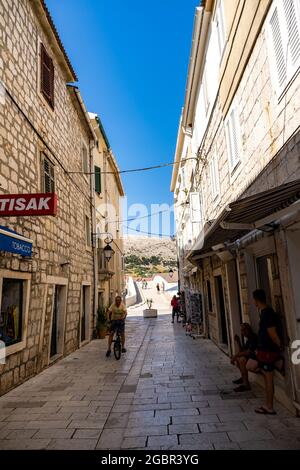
[143,298,158,318]
[96,307,107,339]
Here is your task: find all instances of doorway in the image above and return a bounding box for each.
[50,285,66,359]
[226,260,243,353]
[215,275,228,346]
[256,255,274,305]
[81,285,91,343]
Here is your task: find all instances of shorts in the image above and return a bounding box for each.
[247,352,283,373]
[109,320,125,334]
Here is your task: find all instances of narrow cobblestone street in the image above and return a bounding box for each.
[0,284,300,450]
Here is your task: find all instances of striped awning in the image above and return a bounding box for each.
[188,179,300,261]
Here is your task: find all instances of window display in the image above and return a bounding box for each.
[0,278,23,346]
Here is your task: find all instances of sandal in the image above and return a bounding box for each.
[255,406,277,415]
[234,384,251,392]
[232,377,243,385]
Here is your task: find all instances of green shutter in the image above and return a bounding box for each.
[95,166,101,193]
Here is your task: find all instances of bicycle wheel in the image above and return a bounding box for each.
[114,337,122,360]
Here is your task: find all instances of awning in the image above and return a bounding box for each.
[0,226,33,257]
[188,179,300,261]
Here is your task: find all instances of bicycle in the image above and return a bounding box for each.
[112,320,124,360]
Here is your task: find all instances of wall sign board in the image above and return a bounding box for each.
[0,193,57,217]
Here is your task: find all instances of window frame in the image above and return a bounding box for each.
[94,165,101,194]
[81,141,89,177]
[210,154,220,202]
[41,153,55,193]
[40,43,55,109]
[267,0,300,98]
[224,103,242,175]
[85,214,92,248]
[215,0,226,60]
[0,271,31,357]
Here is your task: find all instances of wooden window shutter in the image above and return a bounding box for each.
[226,108,240,171]
[40,43,54,108]
[42,154,55,193]
[283,0,300,67]
[270,7,287,88]
[94,166,101,193]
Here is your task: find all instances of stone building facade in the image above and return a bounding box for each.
[171,0,300,412]
[90,113,125,310]
[0,0,97,394]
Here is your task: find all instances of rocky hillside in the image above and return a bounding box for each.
[123,236,177,278]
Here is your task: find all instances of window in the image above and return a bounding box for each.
[82,142,89,174]
[85,215,91,247]
[40,43,54,108]
[210,155,220,201]
[268,0,300,94]
[207,280,213,312]
[215,0,226,57]
[225,106,242,173]
[42,154,55,193]
[0,279,24,346]
[95,166,101,193]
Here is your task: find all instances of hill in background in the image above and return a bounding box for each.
[123,236,177,278]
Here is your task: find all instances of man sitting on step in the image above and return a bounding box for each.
[230,323,258,392]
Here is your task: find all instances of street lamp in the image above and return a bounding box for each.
[103,243,115,262]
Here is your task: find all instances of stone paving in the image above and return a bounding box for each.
[0,304,300,450]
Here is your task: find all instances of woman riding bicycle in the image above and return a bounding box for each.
[106,296,127,357]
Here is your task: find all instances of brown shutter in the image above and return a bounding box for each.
[42,155,55,193]
[40,44,54,108]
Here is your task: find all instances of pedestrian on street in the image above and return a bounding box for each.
[171,295,179,323]
[246,289,284,415]
[230,323,258,392]
[156,283,160,294]
[106,296,127,357]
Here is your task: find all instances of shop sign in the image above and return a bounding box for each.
[0,226,33,257]
[0,193,57,217]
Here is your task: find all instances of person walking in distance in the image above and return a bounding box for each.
[171,295,179,324]
[106,296,127,357]
[156,283,160,294]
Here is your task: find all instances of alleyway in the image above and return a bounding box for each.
[0,284,300,450]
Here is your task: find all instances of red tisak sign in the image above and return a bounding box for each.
[0,193,58,217]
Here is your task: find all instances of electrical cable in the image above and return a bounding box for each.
[67,158,197,175]
[124,225,176,238]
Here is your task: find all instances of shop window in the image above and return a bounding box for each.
[0,279,24,346]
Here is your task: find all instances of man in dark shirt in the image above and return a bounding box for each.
[231,323,258,392]
[248,289,283,415]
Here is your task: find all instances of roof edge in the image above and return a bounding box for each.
[31,0,78,82]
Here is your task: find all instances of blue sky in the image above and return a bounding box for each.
[46,0,199,236]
